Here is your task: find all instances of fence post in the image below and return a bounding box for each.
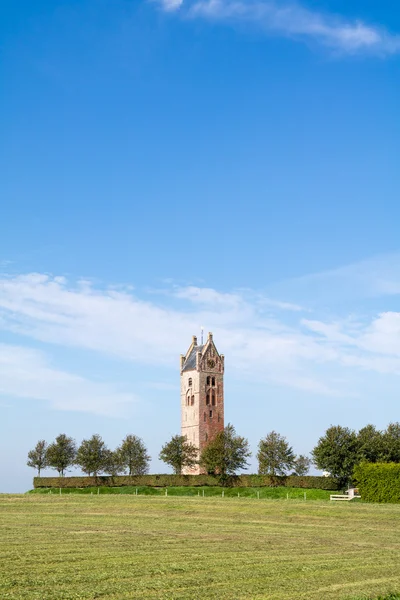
[136,488,138,496]
[97,488,100,495]
[165,488,168,496]
[59,488,61,496]
[222,490,224,498]
[202,490,204,497]
[198,490,200,496]
[257,491,260,500]
[304,492,306,501]
[286,492,289,500]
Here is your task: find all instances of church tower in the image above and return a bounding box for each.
[180,332,225,474]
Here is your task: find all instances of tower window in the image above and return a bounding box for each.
[188,378,192,387]
[191,395,195,406]
[206,393,210,405]
[209,410,213,418]
[212,390,216,406]
[212,377,215,387]
[206,376,210,386]
[204,412,206,422]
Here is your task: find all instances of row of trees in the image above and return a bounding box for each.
[27,434,150,478]
[27,427,309,480]
[28,422,400,486]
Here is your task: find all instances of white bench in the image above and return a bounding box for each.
[330,488,361,501]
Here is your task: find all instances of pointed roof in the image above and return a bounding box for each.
[182,344,204,372]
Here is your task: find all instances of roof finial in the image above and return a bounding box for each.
[201,326,204,345]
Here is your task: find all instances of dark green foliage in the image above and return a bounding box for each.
[120,434,151,476]
[33,473,339,489]
[159,435,198,474]
[381,422,400,463]
[292,454,311,476]
[46,434,77,477]
[357,424,384,463]
[312,425,359,487]
[200,424,251,483]
[257,431,295,475]
[103,449,125,477]
[75,434,109,477]
[354,463,400,503]
[27,440,48,476]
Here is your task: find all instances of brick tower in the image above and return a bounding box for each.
[180,332,225,474]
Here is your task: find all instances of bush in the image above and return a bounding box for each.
[33,474,339,490]
[354,462,400,503]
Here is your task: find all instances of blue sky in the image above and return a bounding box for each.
[1,0,399,492]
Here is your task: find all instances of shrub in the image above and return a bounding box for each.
[354,462,400,503]
[33,474,339,490]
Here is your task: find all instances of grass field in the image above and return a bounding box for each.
[1,494,400,600]
[29,485,333,500]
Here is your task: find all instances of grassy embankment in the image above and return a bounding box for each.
[1,494,400,599]
[30,485,331,500]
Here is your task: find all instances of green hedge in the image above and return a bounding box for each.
[34,474,339,490]
[354,463,400,503]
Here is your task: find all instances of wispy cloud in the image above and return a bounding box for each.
[0,344,138,416]
[158,0,184,10]
[270,252,400,307]
[154,0,400,56]
[1,269,400,411]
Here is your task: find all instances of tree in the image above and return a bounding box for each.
[46,434,76,477]
[104,449,125,477]
[381,422,400,463]
[312,425,359,488]
[200,424,251,482]
[292,454,311,477]
[159,435,198,475]
[257,431,295,476]
[75,434,109,477]
[357,424,384,463]
[27,440,48,476]
[120,434,151,476]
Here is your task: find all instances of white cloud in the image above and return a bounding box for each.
[154,0,400,56]
[0,344,138,416]
[2,270,400,406]
[156,0,184,11]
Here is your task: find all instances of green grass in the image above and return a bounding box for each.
[1,494,400,599]
[29,485,332,500]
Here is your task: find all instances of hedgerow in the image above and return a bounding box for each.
[354,463,400,503]
[33,474,339,489]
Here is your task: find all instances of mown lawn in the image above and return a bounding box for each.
[1,494,399,600]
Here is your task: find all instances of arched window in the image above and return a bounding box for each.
[211,377,215,387]
[191,395,195,406]
[206,376,210,386]
[204,412,206,422]
[209,410,213,418]
[206,393,210,405]
[211,390,216,406]
[188,378,192,387]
